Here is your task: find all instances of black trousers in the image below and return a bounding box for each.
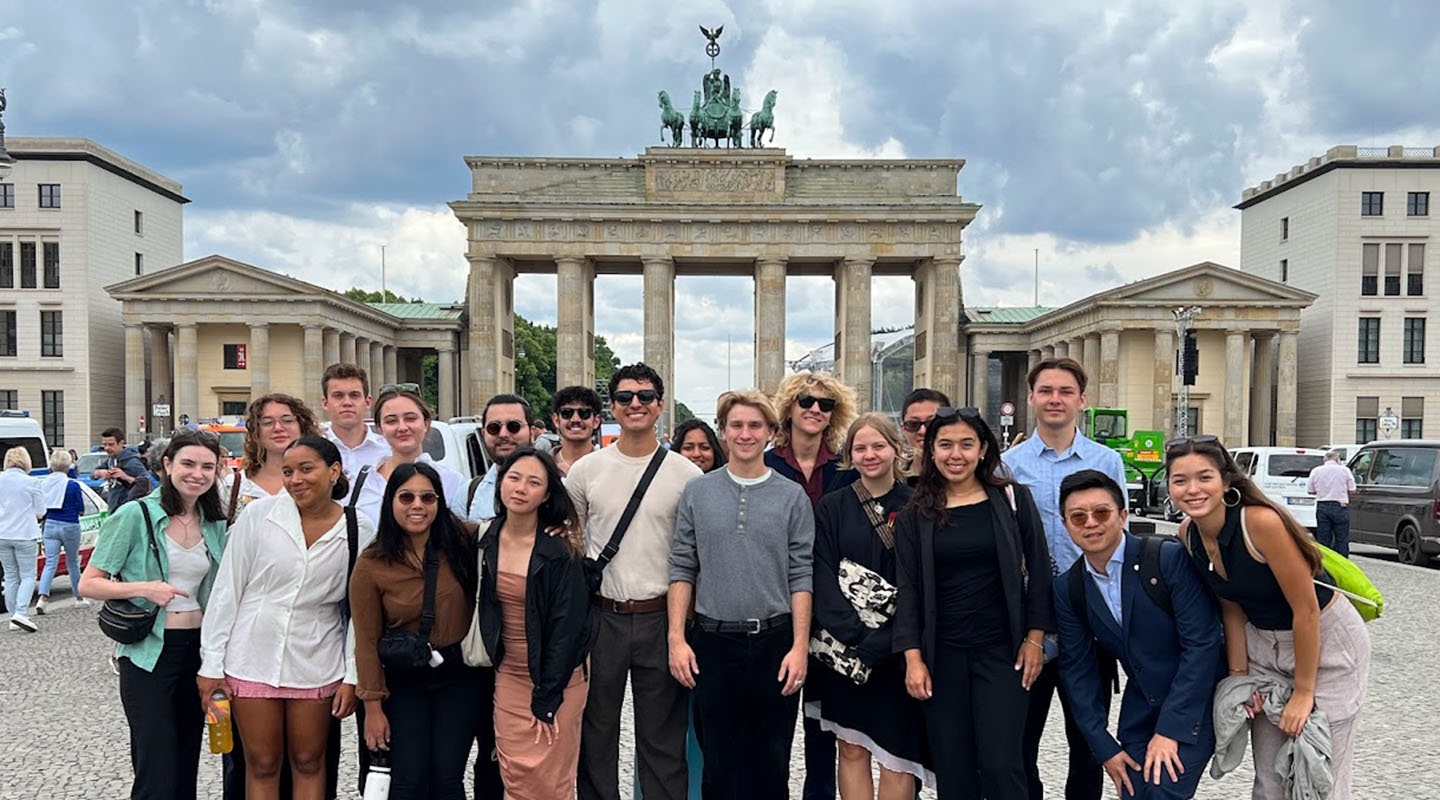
[383,657,486,800]
[801,658,837,799]
[223,715,343,799]
[118,629,204,800]
[469,665,504,800]
[1023,658,1109,800]
[691,624,800,800]
[922,641,1029,800]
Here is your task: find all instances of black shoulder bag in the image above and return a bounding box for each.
[581,447,668,596]
[339,466,368,624]
[97,503,164,645]
[376,542,440,672]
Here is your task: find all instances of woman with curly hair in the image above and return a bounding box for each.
[217,393,321,521]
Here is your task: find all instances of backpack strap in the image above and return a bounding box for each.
[347,465,371,511]
[467,474,486,512]
[137,501,161,577]
[1138,535,1174,618]
[225,467,243,526]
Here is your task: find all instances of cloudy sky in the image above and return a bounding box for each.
[5,1,1437,416]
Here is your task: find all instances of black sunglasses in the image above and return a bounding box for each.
[485,420,526,436]
[797,395,837,413]
[377,382,420,395]
[934,406,982,422]
[558,407,596,420]
[1165,435,1221,455]
[612,390,659,406]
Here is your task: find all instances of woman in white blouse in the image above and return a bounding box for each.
[350,388,473,528]
[198,435,376,799]
[217,393,322,521]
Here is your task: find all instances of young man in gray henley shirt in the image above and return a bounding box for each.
[668,389,814,798]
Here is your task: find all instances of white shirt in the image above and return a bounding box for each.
[0,468,44,541]
[466,464,499,523]
[349,454,474,529]
[324,426,392,480]
[1307,461,1357,505]
[199,494,376,687]
[218,471,281,520]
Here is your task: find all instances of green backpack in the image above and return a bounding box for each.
[1314,544,1384,622]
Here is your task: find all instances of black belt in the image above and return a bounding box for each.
[1317,500,1345,505]
[694,613,791,635]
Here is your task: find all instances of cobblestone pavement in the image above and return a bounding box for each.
[0,532,1431,798]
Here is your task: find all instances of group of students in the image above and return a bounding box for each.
[80,356,1371,800]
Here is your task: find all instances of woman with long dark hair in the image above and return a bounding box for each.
[672,418,726,473]
[893,407,1052,800]
[197,436,374,800]
[79,431,229,799]
[1166,436,1371,799]
[349,461,484,799]
[476,447,590,798]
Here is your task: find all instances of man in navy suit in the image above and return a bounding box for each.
[1053,470,1222,799]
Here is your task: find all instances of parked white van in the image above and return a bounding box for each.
[1230,446,1329,529]
[0,409,49,473]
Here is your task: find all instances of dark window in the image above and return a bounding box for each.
[0,390,15,409]
[1358,317,1380,364]
[1356,396,1379,443]
[0,311,14,357]
[0,184,13,208]
[1402,397,1424,439]
[40,311,63,357]
[223,343,247,370]
[1280,259,1288,283]
[41,390,63,446]
[135,252,143,276]
[1268,454,1324,477]
[19,242,35,288]
[1361,191,1384,216]
[38,184,60,209]
[1361,243,1379,295]
[42,242,59,288]
[221,401,247,416]
[1385,243,1403,295]
[1281,217,1289,240]
[1404,318,1426,364]
[0,242,11,288]
[134,210,144,235]
[1409,243,1425,296]
[1408,192,1429,217]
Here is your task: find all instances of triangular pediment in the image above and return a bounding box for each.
[1103,261,1316,306]
[107,255,333,298]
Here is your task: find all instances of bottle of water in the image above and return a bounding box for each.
[362,750,391,800]
[206,690,233,754]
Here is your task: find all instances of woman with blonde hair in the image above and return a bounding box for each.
[37,449,89,614]
[218,393,322,521]
[0,447,45,631]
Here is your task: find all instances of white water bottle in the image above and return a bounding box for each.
[362,751,391,800]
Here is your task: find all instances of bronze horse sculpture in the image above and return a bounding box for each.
[750,90,778,148]
[658,90,685,146]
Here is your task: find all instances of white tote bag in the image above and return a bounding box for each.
[460,548,493,667]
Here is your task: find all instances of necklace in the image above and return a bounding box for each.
[169,514,202,547]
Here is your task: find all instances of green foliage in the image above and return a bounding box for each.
[674,401,696,425]
[594,337,620,382]
[420,355,439,412]
[514,317,559,415]
[343,287,422,304]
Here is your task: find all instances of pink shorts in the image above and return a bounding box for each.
[226,675,342,701]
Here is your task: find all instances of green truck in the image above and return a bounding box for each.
[1082,408,1169,516]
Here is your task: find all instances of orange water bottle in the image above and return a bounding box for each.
[207,690,233,754]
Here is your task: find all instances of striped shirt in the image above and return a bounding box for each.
[1307,461,1356,505]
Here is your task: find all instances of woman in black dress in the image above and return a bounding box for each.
[809,413,929,798]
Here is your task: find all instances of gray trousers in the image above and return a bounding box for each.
[577,608,689,800]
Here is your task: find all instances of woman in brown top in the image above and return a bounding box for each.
[349,462,484,800]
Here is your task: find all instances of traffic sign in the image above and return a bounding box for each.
[1000,415,1015,426]
[152,404,171,417]
[1000,401,1016,417]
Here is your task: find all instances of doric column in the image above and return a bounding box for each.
[150,325,172,431]
[1041,345,1055,361]
[1250,332,1276,447]
[1098,326,1121,408]
[642,255,677,430]
[354,336,371,385]
[1053,340,1069,359]
[323,328,340,367]
[369,341,385,392]
[303,324,325,412]
[753,257,788,395]
[437,342,456,420]
[834,256,875,411]
[1223,331,1249,446]
[340,332,357,365]
[913,256,963,405]
[1275,331,1299,446]
[1081,335,1100,388]
[125,323,146,439]
[555,255,596,390]
[1152,327,1175,436]
[384,345,398,387]
[1027,349,1041,374]
[249,323,270,398]
[971,348,992,420]
[177,323,198,422]
[467,255,516,404]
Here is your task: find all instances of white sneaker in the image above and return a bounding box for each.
[34,598,47,615]
[76,598,91,607]
[9,615,37,633]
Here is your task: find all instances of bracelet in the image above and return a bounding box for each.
[1023,638,1044,651]
[1229,668,1247,675]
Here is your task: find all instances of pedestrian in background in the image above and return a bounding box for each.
[79,431,228,799]
[1307,451,1357,558]
[898,389,950,481]
[219,394,321,520]
[37,449,89,614]
[0,447,45,632]
[95,428,153,513]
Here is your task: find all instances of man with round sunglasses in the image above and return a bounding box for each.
[1053,470,1222,800]
[466,394,534,523]
[551,386,603,476]
[899,388,950,482]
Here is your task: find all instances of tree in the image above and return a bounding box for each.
[674,401,696,425]
[343,287,422,304]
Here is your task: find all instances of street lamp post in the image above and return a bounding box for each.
[0,88,14,183]
[1173,305,1202,438]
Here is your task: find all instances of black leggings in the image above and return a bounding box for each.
[922,641,1029,800]
[383,659,487,799]
[119,629,204,800]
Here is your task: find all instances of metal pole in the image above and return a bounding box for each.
[1034,248,1039,306]
[381,244,387,300]
[1172,305,1200,438]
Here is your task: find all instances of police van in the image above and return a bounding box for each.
[0,409,49,475]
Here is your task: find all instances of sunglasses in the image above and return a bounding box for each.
[395,490,439,506]
[901,418,931,434]
[934,406,982,422]
[378,382,420,395]
[797,395,837,413]
[612,390,659,406]
[486,420,526,436]
[1165,435,1221,456]
[558,407,596,421]
[1065,506,1118,526]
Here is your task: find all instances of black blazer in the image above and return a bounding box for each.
[892,481,1054,665]
[478,521,591,723]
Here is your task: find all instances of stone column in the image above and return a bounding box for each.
[1223,331,1249,446]
[150,325,172,430]
[1027,349,1041,374]
[1250,332,1276,447]
[754,257,788,394]
[125,323,146,439]
[1081,335,1100,388]
[177,323,198,422]
[1041,345,1055,361]
[972,348,991,419]
[1098,327,1121,408]
[323,328,340,368]
[340,332,357,365]
[1053,340,1069,359]
[438,342,456,420]
[642,256,677,430]
[370,341,385,393]
[303,324,325,411]
[384,345,398,386]
[467,255,516,404]
[1275,331,1299,447]
[249,323,271,399]
[556,255,596,391]
[834,257,875,411]
[913,257,963,404]
[1152,328,1175,436]
[354,337,371,385]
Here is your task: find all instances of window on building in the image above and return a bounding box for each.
[38,184,61,209]
[1385,243,1403,295]
[134,210,144,235]
[19,242,36,288]
[1404,318,1426,364]
[0,184,13,208]
[1280,259,1289,283]
[1356,396,1379,443]
[1361,191,1384,216]
[1361,243,1379,295]
[41,390,64,446]
[1408,192,1430,217]
[1402,397,1425,439]
[135,253,143,276]
[1409,243,1426,296]
[223,343,248,370]
[42,242,59,289]
[40,311,63,358]
[1281,217,1289,240]
[0,390,15,410]
[1358,317,1381,364]
[0,243,11,289]
[0,311,15,357]
[221,401,248,416]
[1185,407,1200,435]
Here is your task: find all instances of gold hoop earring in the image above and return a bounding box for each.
[1223,486,1242,508]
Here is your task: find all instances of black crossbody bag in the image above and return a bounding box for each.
[377,542,440,672]
[581,447,668,596]
[97,503,164,645]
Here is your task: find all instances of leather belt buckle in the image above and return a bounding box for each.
[745,618,762,635]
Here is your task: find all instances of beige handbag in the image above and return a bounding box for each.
[459,547,493,668]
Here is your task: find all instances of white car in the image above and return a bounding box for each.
[1230,447,1329,529]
